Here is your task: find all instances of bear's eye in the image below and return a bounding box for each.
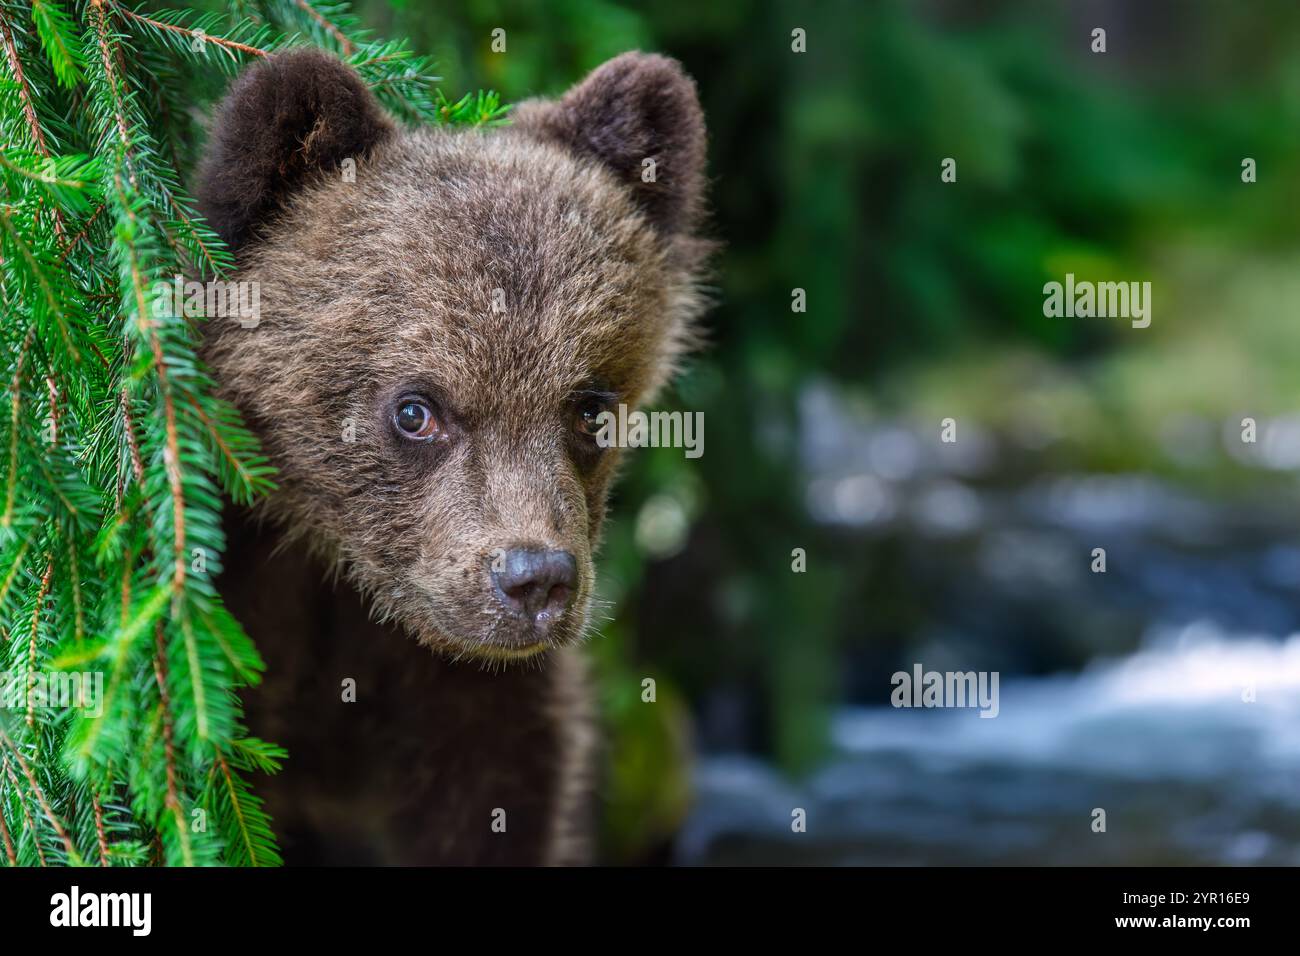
[575,400,607,439]
[393,398,440,440]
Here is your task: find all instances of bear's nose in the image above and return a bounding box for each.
[490,548,577,628]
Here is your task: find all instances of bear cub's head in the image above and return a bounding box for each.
[198,50,709,662]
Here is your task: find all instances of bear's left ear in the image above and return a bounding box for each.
[512,52,707,235]
[198,49,395,253]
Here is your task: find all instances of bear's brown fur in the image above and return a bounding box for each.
[198,49,709,864]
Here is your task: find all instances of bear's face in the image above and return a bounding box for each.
[199,51,708,661]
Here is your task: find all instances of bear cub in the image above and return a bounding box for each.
[197,49,709,864]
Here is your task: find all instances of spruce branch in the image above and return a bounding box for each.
[1,0,513,867]
[0,724,79,863]
[89,790,109,864]
[0,12,52,154]
[292,0,351,54]
[0,772,17,864]
[110,5,271,61]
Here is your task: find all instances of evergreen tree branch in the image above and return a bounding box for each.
[291,0,352,54]
[2,326,34,529]
[150,621,192,865]
[1,0,514,868]
[3,757,47,866]
[0,772,17,865]
[0,12,53,156]
[24,556,51,730]
[90,791,109,864]
[111,4,270,60]
[57,202,104,262]
[0,725,77,862]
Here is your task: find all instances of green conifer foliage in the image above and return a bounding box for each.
[0,0,507,866]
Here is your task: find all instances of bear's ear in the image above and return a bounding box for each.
[513,52,707,235]
[198,49,394,253]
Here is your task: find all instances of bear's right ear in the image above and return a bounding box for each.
[198,49,394,253]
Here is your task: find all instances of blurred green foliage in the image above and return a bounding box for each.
[343,0,1300,862]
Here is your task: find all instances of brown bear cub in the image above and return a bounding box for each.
[197,49,709,864]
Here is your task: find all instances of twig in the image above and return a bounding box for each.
[88,0,138,188]
[0,12,66,240]
[0,726,75,860]
[0,760,17,865]
[152,622,193,864]
[26,557,53,730]
[91,793,111,865]
[294,0,354,55]
[2,325,34,528]
[112,3,270,59]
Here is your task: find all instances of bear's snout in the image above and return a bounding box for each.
[490,547,578,634]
